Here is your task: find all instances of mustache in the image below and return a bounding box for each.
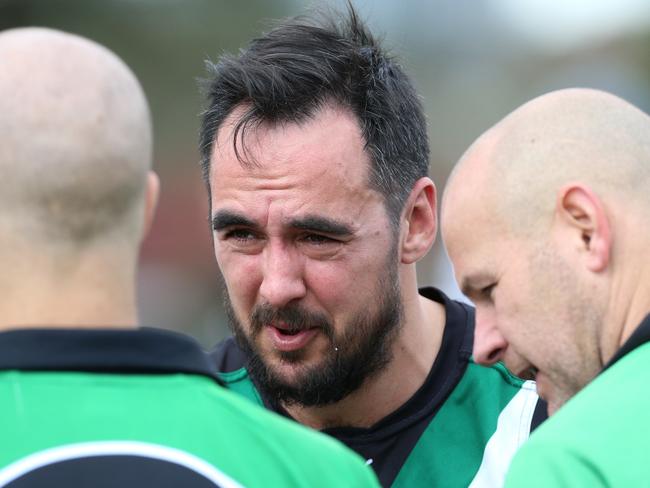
[251,303,334,339]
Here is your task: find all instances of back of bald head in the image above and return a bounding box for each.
[450,88,650,236]
[0,27,152,249]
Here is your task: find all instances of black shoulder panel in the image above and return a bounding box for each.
[209,337,248,373]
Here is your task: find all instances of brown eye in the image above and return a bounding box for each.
[225,229,254,240]
[302,234,337,245]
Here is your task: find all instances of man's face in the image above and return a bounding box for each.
[442,171,603,416]
[209,105,403,406]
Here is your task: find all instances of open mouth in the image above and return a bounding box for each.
[267,324,320,352]
[275,327,302,336]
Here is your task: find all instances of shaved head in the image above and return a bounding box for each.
[0,28,157,328]
[443,88,650,238]
[0,27,152,246]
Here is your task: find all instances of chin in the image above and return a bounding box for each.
[267,356,313,381]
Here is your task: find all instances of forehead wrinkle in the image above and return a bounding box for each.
[212,140,361,200]
[213,103,370,180]
[210,104,385,240]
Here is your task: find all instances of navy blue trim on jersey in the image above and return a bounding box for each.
[212,335,250,373]
[0,327,223,384]
[530,398,549,431]
[3,454,226,487]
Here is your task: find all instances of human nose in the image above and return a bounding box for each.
[258,241,307,307]
[472,307,507,366]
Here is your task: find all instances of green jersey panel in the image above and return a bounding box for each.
[0,328,380,488]
[213,288,542,487]
[506,319,650,488]
[393,362,536,487]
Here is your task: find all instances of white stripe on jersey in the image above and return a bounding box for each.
[468,380,538,488]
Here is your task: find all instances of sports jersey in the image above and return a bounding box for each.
[0,327,379,488]
[505,313,650,487]
[211,287,545,487]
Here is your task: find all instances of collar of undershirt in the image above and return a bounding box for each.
[313,287,474,441]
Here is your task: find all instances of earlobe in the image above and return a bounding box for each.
[556,184,611,272]
[142,171,160,240]
[401,177,437,264]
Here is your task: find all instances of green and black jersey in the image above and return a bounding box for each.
[212,287,546,488]
[0,327,379,488]
[505,313,650,487]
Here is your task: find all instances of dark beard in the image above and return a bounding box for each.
[223,258,403,408]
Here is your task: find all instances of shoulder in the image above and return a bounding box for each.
[506,346,650,487]
[460,359,540,427]
[467,359,535,392]
[505,437,607,488]
[214,386,379,486]
[210,337,248,373]
[209,337,265,406]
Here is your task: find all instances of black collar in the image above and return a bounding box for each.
[0,327,222,383]
[603,313,650,372]
[321,286,473,438]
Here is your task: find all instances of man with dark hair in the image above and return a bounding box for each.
[0,26,379,488]
[201,6,543,488]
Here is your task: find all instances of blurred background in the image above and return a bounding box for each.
[2,0,649,347]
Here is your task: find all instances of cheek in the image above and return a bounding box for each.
[302,262,346,308]
[501,301,551,356]
[493,289,533,344]
[303,256,382,313]
[215,247,262,310]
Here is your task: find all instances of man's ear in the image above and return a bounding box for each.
[401,177,437,264]
[555,184,611,272]
[142,170,160,241]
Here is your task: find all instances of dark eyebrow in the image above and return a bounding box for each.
[289,215,353,236]
[212,210,257,231]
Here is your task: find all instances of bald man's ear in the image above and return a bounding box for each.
[400,177,437,264]
[554,184,611,272]
[142,171,160,241]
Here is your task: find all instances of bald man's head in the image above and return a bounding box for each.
[442,89,650,414]
[443,88,650,239]
[0,27,153,248]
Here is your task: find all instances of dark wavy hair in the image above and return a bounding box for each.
[199,4,429,226]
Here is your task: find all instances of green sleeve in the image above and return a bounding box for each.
[505,442,607,488]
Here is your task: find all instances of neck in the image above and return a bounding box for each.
[600,233,650,364]
[605,278,650,362]
[0,250,139,330]
[284,272,445,430]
